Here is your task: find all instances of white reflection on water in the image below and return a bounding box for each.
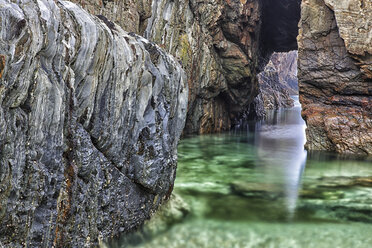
[255,96,307,218]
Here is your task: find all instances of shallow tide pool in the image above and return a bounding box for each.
[112,96,372,248]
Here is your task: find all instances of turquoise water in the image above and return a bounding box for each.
[112,96,372,248]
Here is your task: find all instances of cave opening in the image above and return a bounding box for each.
[259,0,302,67]
[247,0,302,120]
[255,51,299,114]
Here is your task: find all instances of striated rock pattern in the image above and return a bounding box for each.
[144,0,262,134]
[251,51,298,119]
[0,0,187,247]
[298,0,372,154]
[324,0,372,79]
[253,58,294,119]
[67,0,303,134]
[70,0,153,34]
[270,51,298,95]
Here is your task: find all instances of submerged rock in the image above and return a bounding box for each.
[143,193,190,236]
[298,176,372,223]
[117,219,372,248]
[230,181,283,200]
[298,0,372,155]
[109,193,190,247]
[0,0,187,247]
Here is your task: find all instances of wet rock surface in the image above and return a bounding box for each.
[298,0,372,155]
[0,0,187,247]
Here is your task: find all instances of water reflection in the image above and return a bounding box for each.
[254,96,307,218]
[112,96,372,248]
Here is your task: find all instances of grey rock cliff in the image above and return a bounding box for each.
[69,0,153,34]
[0,0,187,247]
[251,51,298,119]
[253,59,295,119]
[270,51,298,96]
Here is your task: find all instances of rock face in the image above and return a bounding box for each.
[144,0,262,134]
[298,0,372,155]
[144,0,301,133]
[0,0,187,247]
[270,51,298,95]
[69,0,260,134]
[252,51,297,118]
[77,0,372,156]
[70,0,153,34]
[72,0,302,134]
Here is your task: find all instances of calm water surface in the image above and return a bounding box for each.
[114,96,372,248]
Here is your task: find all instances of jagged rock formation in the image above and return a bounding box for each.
[0,0,369,247]
[252,51,298,119]
[69,0,259,133]
[144,0,302,133]
[270,51,298,95]
[0,0,187,247]
[77,0,372,155]
[253,59,295,118]
[144,0,262,134]
[298,0,372,155]
[70,0,153,34]
[73,0,302,134]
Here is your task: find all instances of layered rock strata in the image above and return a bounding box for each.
[0,0,187,247]
[298,0,372,154]
[144,0,262,133]
[270,51,298,95]
[70,0,153,34]
[253,60,294,118]
[251,51,298,119]
[69,0,304,134]
[73,0,303,134]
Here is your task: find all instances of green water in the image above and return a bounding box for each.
[113,96,372,248]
